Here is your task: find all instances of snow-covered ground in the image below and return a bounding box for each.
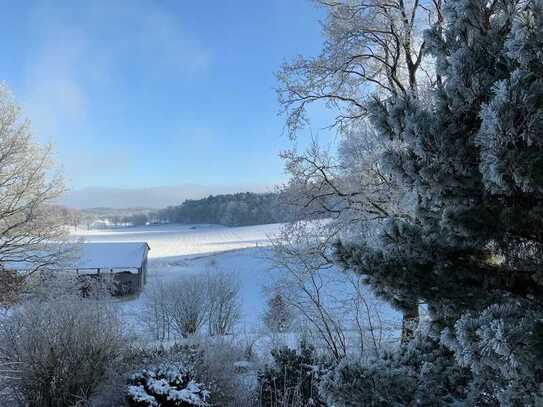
[76,223,283,258]
[74,224,283,331]
[74,223,401,345]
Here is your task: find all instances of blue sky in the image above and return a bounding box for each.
[0,0,328,191]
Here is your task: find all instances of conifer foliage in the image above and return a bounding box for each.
[333,0,543,403]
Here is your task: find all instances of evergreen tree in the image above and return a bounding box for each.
[334,0,543,402]
[263,292,292,333]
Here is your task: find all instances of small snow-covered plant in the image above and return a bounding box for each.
[263,292,292,333]
[123,341,256,407]
[127,363,209,407]
[258,340,330,407]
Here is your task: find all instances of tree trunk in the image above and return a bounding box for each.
[400,302,419,344]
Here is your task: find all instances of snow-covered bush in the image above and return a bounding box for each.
[127,363,209,407]
[320,357,415,407]
[142,276,208,340]
[0,297,125,406]
[142,271,242,341]
[258,340,330,407]
[320,334,470,406]
[120,340,257,407]
[189,338,258,407]
[85,344,202,407]
[205,270,241,336]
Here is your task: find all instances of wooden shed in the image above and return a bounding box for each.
[3,242,151,297]
[70,242,150,295]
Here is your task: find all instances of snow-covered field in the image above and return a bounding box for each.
[77,223,283,258]
[74,223,283,332]
[74,223,400,343]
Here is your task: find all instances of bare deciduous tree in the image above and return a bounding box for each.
[277,0,441,136]
[276,0,443,341]
[271,221,348,361]
[270,220,392,361]
[280,124,406,226]
[0,84,65,278]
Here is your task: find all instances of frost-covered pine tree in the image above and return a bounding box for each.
[335,0,543,403]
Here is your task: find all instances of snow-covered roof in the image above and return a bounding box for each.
[4,242,150,272]
[68,242,150,270]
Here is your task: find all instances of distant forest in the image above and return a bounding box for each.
[100,192,292,227]
[152,192,289,226]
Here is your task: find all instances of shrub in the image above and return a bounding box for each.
[127,363,209,407]
[0,298,125,406]
[258,340,329,407]
[118,340,257,407]
[320,334,470,406]
[85,344,200,407]
[320,357,415,407]
[142,276,208,340]
[189,339,257,407]
[142,280,173,341]
[167,276,208,338]
[142,271,242,341]
[205,270,241,336]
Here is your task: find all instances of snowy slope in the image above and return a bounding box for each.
[77,223,282,257]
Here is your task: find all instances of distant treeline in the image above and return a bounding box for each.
[151,192,290,227]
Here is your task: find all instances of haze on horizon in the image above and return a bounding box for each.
[59,183,276,209]
[0,0,331,208]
